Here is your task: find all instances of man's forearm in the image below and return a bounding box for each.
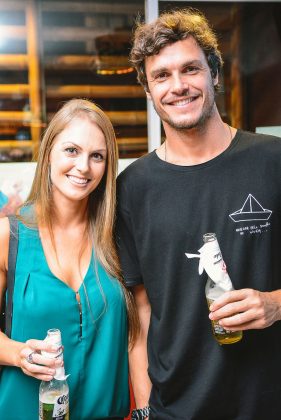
[129,339,152,408]
[130,285,152,410]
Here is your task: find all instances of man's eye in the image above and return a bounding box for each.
[156,72,168,81]
[184,66,199,74]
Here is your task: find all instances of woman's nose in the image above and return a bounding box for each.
[76,155,89,173]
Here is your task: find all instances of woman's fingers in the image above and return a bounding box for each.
[19,339,63,380]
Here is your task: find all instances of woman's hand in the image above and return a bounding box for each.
[18,339,63,381]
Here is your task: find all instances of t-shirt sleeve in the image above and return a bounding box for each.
[116,180,143,287]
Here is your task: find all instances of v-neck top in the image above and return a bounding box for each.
[0,219,129,419]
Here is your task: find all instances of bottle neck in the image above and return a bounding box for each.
[203,232,216,243]
[54,365,66,380]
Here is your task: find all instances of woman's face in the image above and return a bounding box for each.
[49,116,107,206]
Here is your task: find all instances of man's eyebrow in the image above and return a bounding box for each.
[149,60,204,78]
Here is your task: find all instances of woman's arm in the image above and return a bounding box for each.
[0,217,61,381]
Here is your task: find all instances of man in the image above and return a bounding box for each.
[116,8,281,420]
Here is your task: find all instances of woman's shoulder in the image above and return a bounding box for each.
[0,216,10,239]
[0,216,10,271]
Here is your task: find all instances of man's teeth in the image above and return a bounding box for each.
[172,98,194,106]
[68,175,89,184]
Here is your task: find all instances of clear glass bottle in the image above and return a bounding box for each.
[203,233,243,345]
[39,329,69,420]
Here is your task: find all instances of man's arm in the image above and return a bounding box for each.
[209,289,281,330]
[130,284,152,410]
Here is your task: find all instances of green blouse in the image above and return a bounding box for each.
[0,219,129,419]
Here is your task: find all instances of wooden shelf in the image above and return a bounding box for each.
[0,0,146,159]
[44,55,130,70]
[0,55,29,70]
[0,111,32,122]
[46,85,145,99]
[47,110,147,126]
[117,138,147,152]
[42,28,130,43]
[0,140,32,148]
[0,84,29,97]
[41,1,141,14]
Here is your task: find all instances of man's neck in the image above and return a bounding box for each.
[158,117,236,166]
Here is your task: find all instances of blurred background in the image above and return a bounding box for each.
[0,0,280,163]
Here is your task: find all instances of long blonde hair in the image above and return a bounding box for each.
[23,99,139,344]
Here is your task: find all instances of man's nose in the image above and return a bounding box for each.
[171,74,188,94]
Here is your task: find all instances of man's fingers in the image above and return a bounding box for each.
[209,289,253,311]
[209,299,249,321]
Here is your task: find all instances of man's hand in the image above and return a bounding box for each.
[209,289,281,330]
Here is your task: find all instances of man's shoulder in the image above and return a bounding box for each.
[236,129,281,156]
[118,151,156,182]
[239,129,281,146]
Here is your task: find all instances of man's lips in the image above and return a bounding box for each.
[165,96,198,106]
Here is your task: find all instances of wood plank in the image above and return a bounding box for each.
[41,1,142,14]
[0,111,32,122]
[0,140,32,147]
[26,0,42,158]
[46,85,145,98]
[44,55,130,70]
[0,84,29,97]
[47,110,147,126]
[117,137,147,145]
[43,27,130,42]
[0,55,28,69]
[107,111,146,125]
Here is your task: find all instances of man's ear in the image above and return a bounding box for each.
[213,71,219,87]
[146,90,151,100]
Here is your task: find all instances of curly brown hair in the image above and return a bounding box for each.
[130,8,223,92]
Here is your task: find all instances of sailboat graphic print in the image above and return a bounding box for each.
[229,194,272,223]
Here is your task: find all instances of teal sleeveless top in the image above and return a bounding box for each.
[0,219,129,419]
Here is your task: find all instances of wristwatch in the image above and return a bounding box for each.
[131,406,150,419]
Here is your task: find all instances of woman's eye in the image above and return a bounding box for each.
[92,152,104,161]
[65,147,77,155]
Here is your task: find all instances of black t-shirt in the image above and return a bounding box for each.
[116,130,281,420]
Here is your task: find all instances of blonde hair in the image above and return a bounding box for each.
[22,99,139,344]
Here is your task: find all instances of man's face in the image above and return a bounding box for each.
[145,37,218,131]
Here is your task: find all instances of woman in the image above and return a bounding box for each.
[0,99,138,419]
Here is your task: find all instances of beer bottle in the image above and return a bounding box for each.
[39,329,69,420]
[203,233,243,345]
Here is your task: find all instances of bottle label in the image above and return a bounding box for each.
[53,393,69,417]
[213,321,231,335]
[186,239,232,291]
[39,393,69,420]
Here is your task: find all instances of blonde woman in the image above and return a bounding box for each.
[0,99,138,420]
